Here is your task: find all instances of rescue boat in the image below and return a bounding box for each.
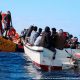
[0,36,16,52]
[0,36,24,52]
[23,40,75,71]
[0,13,24,52]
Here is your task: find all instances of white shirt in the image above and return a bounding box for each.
[34,35,42,46]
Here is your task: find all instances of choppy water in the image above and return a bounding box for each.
[0,52,80,80]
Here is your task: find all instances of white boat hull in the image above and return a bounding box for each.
[23,42,74,71]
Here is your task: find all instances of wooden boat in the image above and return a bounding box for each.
[23,40,75,71]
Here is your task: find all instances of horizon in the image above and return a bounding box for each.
[0,0,80,40]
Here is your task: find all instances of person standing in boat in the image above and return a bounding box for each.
[33,28,42,46]
[21,29,28,39]
[4,11,12,37]
[55,29,66,50]
[25,25,34,42]
[36,28,42,37]
[26,25,34,37]
[40,26,51,49]
[29,26,38,45]
[51,28,58,48]
[0,11,3,36]
[34,33,42,46]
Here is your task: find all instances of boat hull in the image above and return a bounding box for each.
[23,42,74,71]
[0,37,16,52]
[0,37,24,52]
[33,61,62,71]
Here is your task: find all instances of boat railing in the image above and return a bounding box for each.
[24,43,43,52]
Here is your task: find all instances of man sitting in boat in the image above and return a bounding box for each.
[29,26,38,45]
[34,33,42,46]
[34,28,42,46]
[39,26,51,49]
[51,28,58,49]
[36,28,42,37]
[55,29,66,50]
[26,25,34,37]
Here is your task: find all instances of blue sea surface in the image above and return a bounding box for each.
[0,52,80,80]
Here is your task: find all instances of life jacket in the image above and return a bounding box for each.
[12,33,20,44]
[7,27,16,36]
[63,32,68,39]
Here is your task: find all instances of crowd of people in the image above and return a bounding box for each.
[21,25,79,50]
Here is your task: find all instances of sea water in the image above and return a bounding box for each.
[0,52,80,80]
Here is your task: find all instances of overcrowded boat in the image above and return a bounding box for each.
[23,40,75,71]
[21,26,80,71]
[1,11,80,71]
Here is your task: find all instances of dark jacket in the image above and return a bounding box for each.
[40,31,51,48]
[55,34,66,50]
[26,26,34,37]
[51,32,58,48]
[4,14,11,26]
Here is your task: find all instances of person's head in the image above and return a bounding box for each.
[29,25,34,31]
[38,28,42,33]
[7,11,11,14]
[45,26,50,32]
[52,28,56,32]
[33,26,37,31]
[69,34,73,39]
[59,29,63,34]
[24,28,26,31]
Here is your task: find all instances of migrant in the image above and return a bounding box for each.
[40,26,51,49]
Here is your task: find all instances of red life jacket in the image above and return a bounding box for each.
[8,27,16,36]
[12,33,20,44]
[63,32,68,38]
